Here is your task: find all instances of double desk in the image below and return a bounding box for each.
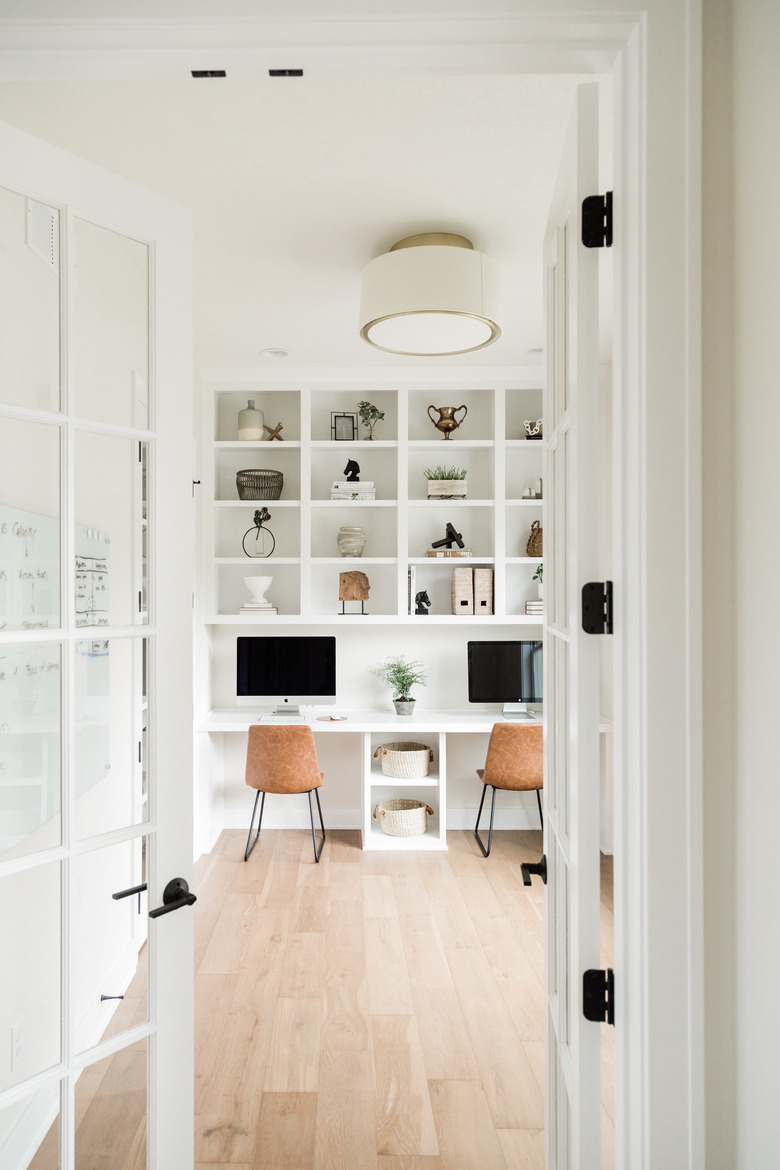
[198,708,529,851]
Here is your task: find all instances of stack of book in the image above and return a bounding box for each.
[525,599,544,617]
[238,600,278,616]
[330,480,375,500]
[426,547,472,558]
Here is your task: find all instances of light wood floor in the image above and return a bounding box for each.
[30,827,614,1169]
[191,827,552,1169]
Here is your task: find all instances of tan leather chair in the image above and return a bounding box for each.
[244,724,325,862]
[474,721,543,857]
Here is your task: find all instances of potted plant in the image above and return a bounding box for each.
[533,562,543,599]
[371,655,428,715]
[358,400,385,440]
[423,464,468,499]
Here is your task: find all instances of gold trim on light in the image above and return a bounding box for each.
[390,233,474,252]
[360,309,501,357]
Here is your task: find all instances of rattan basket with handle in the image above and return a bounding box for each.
[526,519,543,557]
[372,798,434,837]
[236,469,284,500]
[373,742,434,779]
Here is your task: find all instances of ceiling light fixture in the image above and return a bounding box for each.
[359,233,501,357]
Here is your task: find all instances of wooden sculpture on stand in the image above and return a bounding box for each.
[339,571,370,615]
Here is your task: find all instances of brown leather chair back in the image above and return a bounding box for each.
[481,721,543,792]
[245,723,323,794]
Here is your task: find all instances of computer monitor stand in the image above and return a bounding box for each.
[502,702,530,718]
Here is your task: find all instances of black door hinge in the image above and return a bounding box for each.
[521,854,547,887]
[582,191,613,248]
[583,967,614,1025]
[582,581,613,635]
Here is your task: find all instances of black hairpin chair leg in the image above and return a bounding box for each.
[536,789,544,832]
[474,784,498,858]
[244,790,266,861]
[308,788,326,863]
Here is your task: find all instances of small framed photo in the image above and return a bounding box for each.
[331,411,358,441]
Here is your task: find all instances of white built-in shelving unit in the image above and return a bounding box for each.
[205,379,544,624]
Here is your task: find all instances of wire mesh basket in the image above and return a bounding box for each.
[236,469,284,500]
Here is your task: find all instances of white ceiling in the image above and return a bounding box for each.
[0,59,610,369]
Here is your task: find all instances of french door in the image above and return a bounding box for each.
[0,120,194,1168]
[543,84,603,1167]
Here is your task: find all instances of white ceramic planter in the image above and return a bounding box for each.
[427,479,467,499]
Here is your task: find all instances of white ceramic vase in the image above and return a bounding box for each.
[244,576,273,605]
[237,399,265,441]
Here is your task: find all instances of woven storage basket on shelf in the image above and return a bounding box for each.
[526,519,543,557]
[372,798,434,838]
[236,469,284,500]
[373,742,434,779]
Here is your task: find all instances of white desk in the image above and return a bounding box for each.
[197,708,527,851]
[197,708,611,852]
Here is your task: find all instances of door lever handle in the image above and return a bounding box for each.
[149,877,197,919]
[112,882,148,900]
[521,855,547,886]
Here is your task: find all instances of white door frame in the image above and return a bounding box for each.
[0,5,704,1166]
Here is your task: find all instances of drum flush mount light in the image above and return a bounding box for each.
[359,233,501,357]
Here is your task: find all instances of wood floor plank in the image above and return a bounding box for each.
[428,1079,508,1170]
[263,997,321,1092]
[496,1128,545,1170]
[328,859,364,901]
[321,899,371,1051]
[371,1015,439,1157]
[417,859,481,951]
[363,873,399,917]
[324,828,363,862]
[398,913,453,990]
[411,986,479,1081]
[250,1092,317,1170]
[365,916,415,1015]
[198,892,266,975]
[377,1159,444,1170]
[279,930,326,998]
[314,1050,378,1170]
[392,870,435,918]
[447,948,544,1130]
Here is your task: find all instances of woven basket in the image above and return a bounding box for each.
[373,742,434,779]
[236,469,284,500]
[526,519,543,557]
[373,798,434,837]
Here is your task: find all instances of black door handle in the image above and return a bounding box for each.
[112,882,147,900]
[521,855,547,886]
[149,877,197,919]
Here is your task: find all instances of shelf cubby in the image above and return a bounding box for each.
[215,389,302,442]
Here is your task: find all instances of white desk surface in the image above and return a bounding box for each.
[197,708,536,734]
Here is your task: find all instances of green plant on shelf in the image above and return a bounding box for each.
[533,563,543,583]
[423,465,467,480]
[371,655,428,702]
[358,400,385,440]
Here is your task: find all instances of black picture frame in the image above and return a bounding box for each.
[331,411,358,441]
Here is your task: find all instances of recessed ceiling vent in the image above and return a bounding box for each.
[26,199,58,274]
[269,69,303,77]
[191,70,226,78]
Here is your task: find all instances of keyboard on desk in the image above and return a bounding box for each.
[256,714,306,724]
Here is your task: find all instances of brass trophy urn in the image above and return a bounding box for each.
[428,404,468,440]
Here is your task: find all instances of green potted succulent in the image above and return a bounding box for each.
[371,655,428,715]
[423,464,468,499]
[358,400,385,440]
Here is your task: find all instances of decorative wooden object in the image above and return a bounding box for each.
[263,421,284,441]
[339,571,371,615]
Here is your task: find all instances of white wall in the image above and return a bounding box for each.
[704,0,780,1165]
[732,0,780,1163]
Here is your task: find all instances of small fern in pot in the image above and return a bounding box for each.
[371,655,428,715]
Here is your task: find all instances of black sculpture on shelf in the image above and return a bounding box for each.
[415,590,432,615]
[241,507,276,558]
[431,521,465,551]
[343,459,360,482]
